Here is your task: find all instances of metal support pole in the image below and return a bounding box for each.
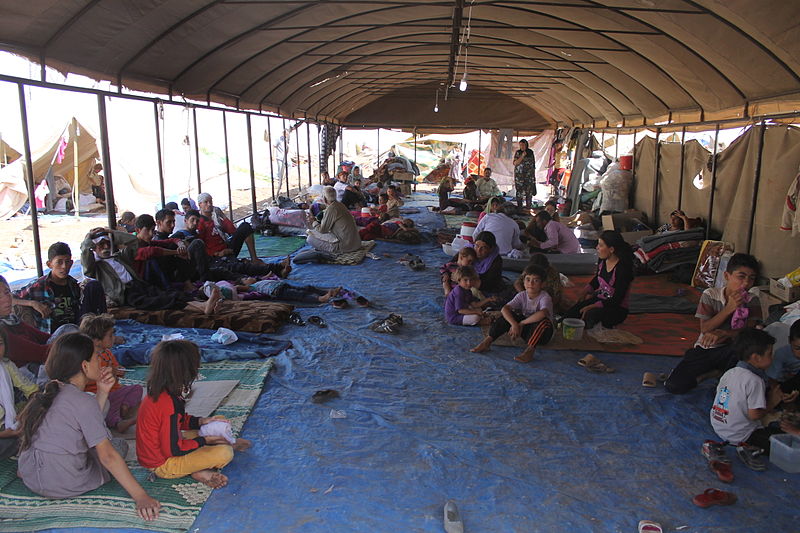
[478,128,482,173]
[222,111,233,219]
[295,121,302,192]
[317,123,322,182]
[629,129,638,210]
[153,102,165,207]
[17,83,43,277]
[306,119,312,187]
[193,107,201,194]
[339,129,343,164]
[96,94,117,229]
[706,124,720,240]
[376,128,380,166]
[614,131,619,159]
[267,119,276,203]
[246,114,257,215]
[413,128,418,193]
[677,126,686,210]
[746,123,767,254]
[652,128,661,227]
[282,118,289,196]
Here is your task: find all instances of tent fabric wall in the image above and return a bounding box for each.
[656,140,710,225]
[678,141,713,226]
[632,136,656,225]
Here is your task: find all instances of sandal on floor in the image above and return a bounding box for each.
[331,298,349,309]
[709,460,734,483]
[288,312,306,326]
[308,316,327,328]
[578,354,615,373]
[355,296,370,307]
[311,389,340,404]
[692,488,737,508]
[642,371,658,388]
[638,520,662,533]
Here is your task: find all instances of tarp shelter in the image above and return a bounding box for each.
[0,138,20,166]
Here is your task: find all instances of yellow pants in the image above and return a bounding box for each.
[153,432,234,479]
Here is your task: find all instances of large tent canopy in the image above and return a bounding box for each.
[2,1,799,131]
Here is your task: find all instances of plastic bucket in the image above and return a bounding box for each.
[562,318,585,341]
[460,222,477,237]
[618,155,633,170]
[361,207,371,216]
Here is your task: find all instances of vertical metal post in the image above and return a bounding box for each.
[153,102,166,207]
[267,118,276,202]
[306,118,312,187]
[317,123,322,182]
[677,126,686,210]
[629,129,637,210]
[96,94,117,229]
[222,111,233,219]
[282,118,289,196]
[295,121,302,191]
[376,128,380,167]
[651,128,661,227]
[246,114,257,215]
[614,131,619,159]
[746,122,767,254]
[478,128,482,173]
[193,107,201,194]
[18,83,43,277]
[72,119,80,218]
[339,128,343,164]
[706,124,720,240]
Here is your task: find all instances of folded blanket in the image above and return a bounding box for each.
[323,241,376,265]
[639,228,705,252]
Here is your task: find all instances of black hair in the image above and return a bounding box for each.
[165,201,179,210]
[536,210,552,222]
[489,197,503,205]
[458,247,478,259]
[519,138,529,149]
[734,327,775,362]
[790,319,800,342]
[18,333,95,450]
[726,253,759,276]
[147,340,201,399]
[474,231,496,248]
[523,264,547,282]
[184,209,201,219]
[135,214,155,230]
[527,253,550,270]
[545,199,558,208]
[484,167,492,173]
[598,230,634,270]
[181,197,191,206]
[47,242,71,261]
[454,265,478,281]
[118,211,135,225]
[155,208,175,222]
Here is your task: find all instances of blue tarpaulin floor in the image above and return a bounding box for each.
[41,195,797,533]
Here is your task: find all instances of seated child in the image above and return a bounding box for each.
[13,242,106,334]
[17,333,160,520]
[665,253,762,394]
[359,218,415,241]
[710,328,788,470]
[441,247,478,297]
[444,266,494,327]
[236,277,341,304]
[0,325,39,460]
[513,253,563,313]
[766,319,800,399]
[136,340,250,489]
[80,314,142,433]
[385,185,404,218]
[471,265,554,363]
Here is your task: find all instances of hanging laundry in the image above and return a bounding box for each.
[55,133,68,164]
[780,169,799,236]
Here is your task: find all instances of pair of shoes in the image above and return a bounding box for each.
[701,440,730,463]
[370,313,403,334]
[308,316,327,328]
[736,443,767,471]
[331,299,349,309]
[311,389,339,404]
[409,257,425,270]
[288,312,305,326]
[386,313,403,326]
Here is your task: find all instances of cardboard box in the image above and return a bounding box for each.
[392,171,415,182]
[769,278,800,302]
[398,183,412,196]
[601,213,652,245]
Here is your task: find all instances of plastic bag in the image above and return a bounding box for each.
[198,420,236,444]
[211,327,238,345]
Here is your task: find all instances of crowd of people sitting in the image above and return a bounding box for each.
[1,170,798,519]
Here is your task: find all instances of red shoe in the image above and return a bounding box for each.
[692,488,737,508]
[708,460,734,483]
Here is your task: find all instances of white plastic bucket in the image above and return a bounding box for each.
[562,318,585,341]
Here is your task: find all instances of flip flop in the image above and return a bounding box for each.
[288,312,306,326]
[308,316,327,328]
[311,389,340,404]
[355,296,370,307]
[331,298,349,309]
[642,371,658,388]
[578,354,615,374]
[709,460,734,483]
[692,488,737,508]
[638,520,663,533]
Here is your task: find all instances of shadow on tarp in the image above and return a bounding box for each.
[40,194,798,533]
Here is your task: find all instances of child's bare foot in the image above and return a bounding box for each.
[116,417,137,433]
[318,287,341,303]
[204,286,222,315]
[471,337,493,353]
[280,256,292,278]
[191,469,228,489]
[514,346,535,363]
[233,438,251,451]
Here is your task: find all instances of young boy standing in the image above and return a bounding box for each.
[471,265,554,363]
[710,328,784,470]
[80,313,143,433]
[14,242,106,333]
[665,253,762,394]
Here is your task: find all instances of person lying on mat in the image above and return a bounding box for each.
[472,264,555,363]
[136,340,250,489]
[664,253,762,394]
[563,230,634,329]
[358,218,415,241]
[656,209,701,233]
[17,333,161,520]
[305,186,362,255]
[234,277,342,304]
